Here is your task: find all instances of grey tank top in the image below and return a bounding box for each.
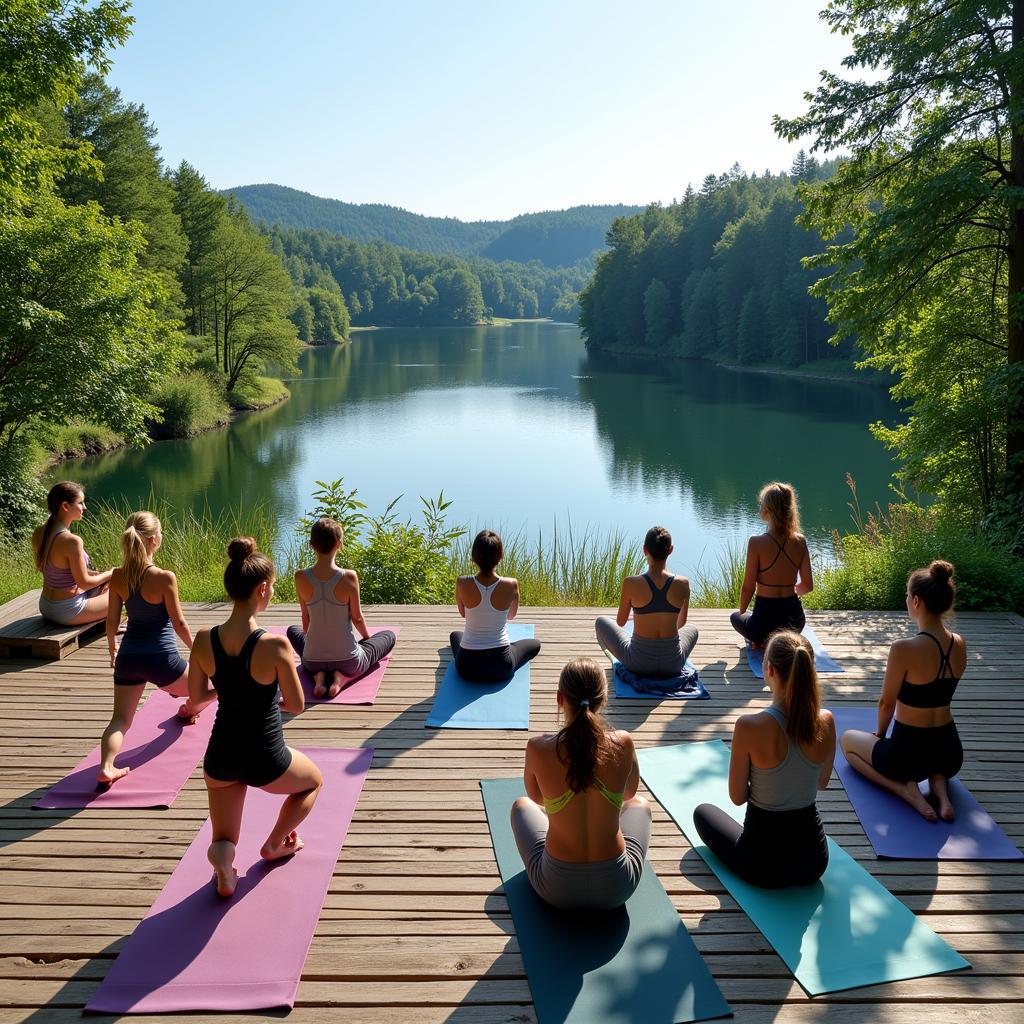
[747,706,823,812]
[301,568,359,663]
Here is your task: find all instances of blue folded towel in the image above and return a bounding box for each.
[613,661,709,700]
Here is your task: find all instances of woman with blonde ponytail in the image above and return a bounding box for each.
[97,512,212,787]
[694,631,834,887]
[510,658,651,909]
[731,482,813,650]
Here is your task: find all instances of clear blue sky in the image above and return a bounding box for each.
[107,0,851,221]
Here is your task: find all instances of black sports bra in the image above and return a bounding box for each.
[634,574,681,615]
[897,631,960,709]
[757,534,801,587]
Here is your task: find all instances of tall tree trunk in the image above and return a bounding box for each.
[1008,0,1024,497]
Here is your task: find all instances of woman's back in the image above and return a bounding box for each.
[892,629,966,727]
[746,707,830,811]
[624,570,689,640]
[460,576,514,649]
[751,532,806,592]
[300,567,359,662]
[117,566,175,651]
[208,627,282,746]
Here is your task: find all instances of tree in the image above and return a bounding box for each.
[737,291,766,364]
[775,0,1024,510]
[643,278,672,350]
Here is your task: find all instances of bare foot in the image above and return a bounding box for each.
[313,671,327,698]
[261,830,305,861]
[208,842,238,897]
[938,799,955,822]
[900,781,938,822]
[177,703,199,724]
[326,671,345,698]
[96,765,130,788]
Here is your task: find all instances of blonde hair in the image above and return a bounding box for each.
[121,511,160,593]
[759,481,800,538]
[764,630,822,746]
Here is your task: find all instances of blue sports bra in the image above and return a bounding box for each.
[634,574,680,615]
[897,632,960,709]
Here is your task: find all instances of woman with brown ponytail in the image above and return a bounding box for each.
[510,658,651,909]
[98,512,213,787]
[694,631,834,887]
[731,482,813,650]
[840,560,965,822]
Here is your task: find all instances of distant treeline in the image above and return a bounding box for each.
[268,226,589,327]
[580,159,858,368]
[231,183,641,268]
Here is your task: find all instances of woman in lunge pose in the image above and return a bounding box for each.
[451,530,540,683]
[731,482,813,650]
[287,517,396,697]
[98,511,213,787]
[189,538,323,897]
[511,658,651,909]
[839,560,965,822]
[693,630,834,887]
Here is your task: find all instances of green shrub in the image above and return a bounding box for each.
[0,439,45,539]
[149,372,229,439]
[228,375,288,411]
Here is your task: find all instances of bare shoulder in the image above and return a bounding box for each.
[608,729,636,753]
[818,708,836,733]
[259,631,292,656]
[151,566,177,587]
[527,733,557,755]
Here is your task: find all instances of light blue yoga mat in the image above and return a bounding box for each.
[638,740,969,995]
[613,661,709,700]
[426,623,534,729]
[746,624,843,678]
[481,778,731,1024]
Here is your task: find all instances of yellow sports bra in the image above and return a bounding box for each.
[543,778,624,814]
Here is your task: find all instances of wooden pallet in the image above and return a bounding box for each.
[0,589,103,661]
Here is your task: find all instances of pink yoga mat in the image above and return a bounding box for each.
[33,689,214,810]
[87,746,373,1013]
[268,624,400,705]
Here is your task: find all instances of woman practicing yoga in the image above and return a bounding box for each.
[286,517,397,697]
[32,481,112,625]
[189,538,323,897]
[595,525,697,678]
[731,482,813,649]
[839,560,966,822]
[451,530,540,683]
[693,630,834,887]
[511,658,651,909]
[98,512,213,787]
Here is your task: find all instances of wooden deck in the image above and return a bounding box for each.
[1,604,1022,1023]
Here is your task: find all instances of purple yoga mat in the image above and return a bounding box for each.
[87,746,373,1013]
[34,689,214,810]
[832,706,1022,860]
[268,624,400,705]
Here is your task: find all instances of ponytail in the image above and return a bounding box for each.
[758,481,801,538]
[765,630,821,746]
[554,658,610,792]
[120,511,160,593]
[33,481,83,570]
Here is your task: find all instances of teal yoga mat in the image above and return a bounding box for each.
[426,623,534,729]
[480,778,731,1024]
[638,741,969,995]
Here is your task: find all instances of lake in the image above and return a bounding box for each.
[56,322,897,576]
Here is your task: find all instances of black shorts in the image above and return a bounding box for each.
[872,720,963,783]
[204,745,293,789]
[114,648,188,687]
[732,595,805,648]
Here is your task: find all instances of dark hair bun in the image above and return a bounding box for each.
[929,559,954,582]
[227,536,257,562]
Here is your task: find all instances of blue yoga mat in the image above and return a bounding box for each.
[426,623,534,729]
[639,740,969,995]
[480,778,731,1024]
[831,706,1023,861]
[613,661,709,700]
[746,624,843,678]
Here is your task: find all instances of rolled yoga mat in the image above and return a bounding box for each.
[831,706,1023,861]
[34,688,214,810]
[745,624,843,678]
[480,777,731,1024]
[426,623,534,729]
[269,624,401,705]
[87,746,373,1013]
[638,740,969,996]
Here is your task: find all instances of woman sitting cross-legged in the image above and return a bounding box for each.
[595,525,697,678]
[189,537,323,898]
[839,560,965,823]
[451,529,540,683]
[286,517,396,698]
[98,512,214,787]
[693,630,835,888]
[511,658,651,910]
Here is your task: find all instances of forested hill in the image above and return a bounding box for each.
[227,183,641,267]
[580,160,858,368]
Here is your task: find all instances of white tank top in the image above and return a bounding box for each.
[460,577,511,650]
[301,568,360,663]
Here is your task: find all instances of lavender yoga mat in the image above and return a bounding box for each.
[87,746,373,1013]
[832,706,1022,860]
[34,689,214,810]
[268,624,400,704]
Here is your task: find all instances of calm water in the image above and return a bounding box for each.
[56,323,897,576]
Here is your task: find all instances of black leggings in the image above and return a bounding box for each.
[731,595,805,648]
[693,801,828,888]
[449,631,540,684]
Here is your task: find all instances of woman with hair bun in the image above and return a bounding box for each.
[189,537,323,897]
[840,560,965,822]
[694,630,834,887]
[97,511,213,787]
[510,658,651,909]
[731,482,813,650]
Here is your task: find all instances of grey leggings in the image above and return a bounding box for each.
[595,616,698,678]
[510,798,651,910]
[286,625,396,679]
